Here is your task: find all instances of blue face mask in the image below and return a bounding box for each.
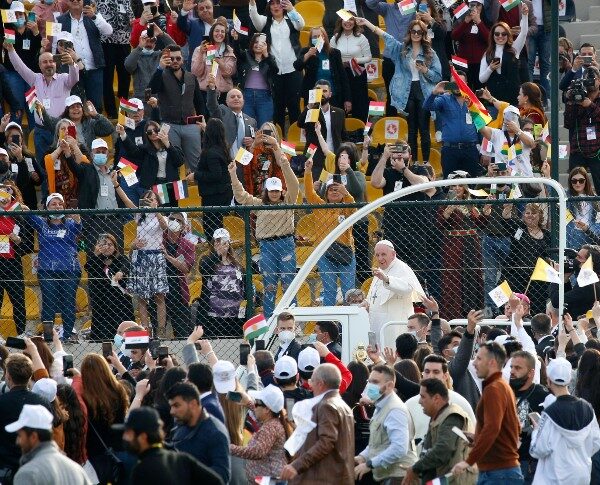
[44,0,54,4]
[15,19,25,28]
[141,48,155,55]
[114,334,124,348]
[364,382,382,402]
[307,333,317,343]
[93,153,108,166]
[311,37,318,46]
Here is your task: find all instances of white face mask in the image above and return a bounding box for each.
[407,330,417,337]
[279,330,295,344]
[120,343,131,358]
[167,219,181,232]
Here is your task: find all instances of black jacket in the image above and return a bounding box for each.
[132,446,224,485]
[57,13,105,68]
[0,387,52,471]
[194,146,233,198]
[233,48,279,93]
[326,341,342,360]
[550,280,600,326]
[120,135,185,189]
[65,156,100,210]
[294,47,351,108]
[274,339,302,362]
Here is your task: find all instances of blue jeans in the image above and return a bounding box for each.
[3,70,34,127]
[80,68,104,112]
[478,466,524,485]
[243,88,274,128]
[528,29,551,103]
[38,270,80,338]
[482,235,511,307]
[318,253,356,306]
[259,235,297,318]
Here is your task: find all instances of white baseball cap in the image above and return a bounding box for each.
[0,148,9,158]
[547,357,572,386]
[249,384,284,413]
[213,228,231,242]
[128,98,144,110]
[212,360,236,394]
[91,138,108,150]
[274,355,297,379]
[298,346,320,373]
[142,0,156,4]
[5,122,23,134]
[264,177,283,192]
[9,1,25,12]
[56,31,74,43]
[5,404,53,432]
[32,378,57,403]
[503,105,520,121]
[46,192,64,207]
[65,95,82,108]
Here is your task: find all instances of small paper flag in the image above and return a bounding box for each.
[308,89,322,104]
[530,258,561,284]
[368,101,385,116]
[500,0,521,11]
[232,10,249,35]
[4,29,15,44]
[336,9,354,21]
[578,256,599,288]
[565,209,574,224]
[451,55,469,69]
[280,141,296,156]
[453,3,469,18]
[488,280,512,307]
[206,45,217,61]
[234,147,254,166]
[306,143,318,158]
[305,109,320,123]
[153,183,170,204]
[398,0,416,15]
[173,180,189,200]
[119,98,138,114]
[25,86,37,113]
[45,21,61,36]
[117,158,138,171]
[315,36,325,52]
[1,10,17,24]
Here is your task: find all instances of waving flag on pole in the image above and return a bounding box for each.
[244,314,268,340]
[25,87,37,112]
[451,56,469,70]
[577,256,599,287]
[530,258,561,284]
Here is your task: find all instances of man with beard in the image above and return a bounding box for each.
[6,46,78,159]
[115,407,224,485]
[298,79,346,179]
[149,44,205,171]
[509,350,549,484]
[166,382,230,484]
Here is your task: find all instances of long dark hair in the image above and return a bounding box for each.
[485,22,516,63]
[209,16,231,49]
[334,142,360,173]
[342,361,370,407]
[576,349,600,418]
[333,16,362,44]
[57,384,87,465]
[202,118,230,161]
[401,19,434,64]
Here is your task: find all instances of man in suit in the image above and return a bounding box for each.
[280,363,355,484]
[177,0,216,71]
[298,79,346,179]
[531,313,555,357]
[57,0,113,111]
[187,362,225,424]
[274,311,302,362]
[206,73,257,161]
[314,321,342,360]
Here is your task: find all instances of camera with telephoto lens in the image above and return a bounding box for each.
[568,69,597,102]
[546,248,578,274]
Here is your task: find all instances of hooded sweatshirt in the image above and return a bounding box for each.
[530,394,600,484]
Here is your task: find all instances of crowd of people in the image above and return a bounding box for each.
[0,0,598,482]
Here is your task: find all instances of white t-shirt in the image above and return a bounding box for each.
[489,128,533,176]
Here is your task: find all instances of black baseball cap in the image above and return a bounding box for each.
[112,407,161,434]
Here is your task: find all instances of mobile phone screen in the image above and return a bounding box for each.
[102,342,112,358]
[5,337,26,349]
[368,331,377,348]
[240,344,250,366]
[63,354,74,376]
[43,322,53,342]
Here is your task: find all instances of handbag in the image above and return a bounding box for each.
[324,241,354,267]
[88,419,124,484]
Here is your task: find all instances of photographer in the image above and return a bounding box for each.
[559,43,597,96]
[564,65,600,191]
[550,244,600,320]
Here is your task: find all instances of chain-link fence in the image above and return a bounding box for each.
[0,191,589,363]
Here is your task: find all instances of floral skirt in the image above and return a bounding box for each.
[127,250,169,299]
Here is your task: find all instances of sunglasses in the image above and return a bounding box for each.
[170,56,183,61]
[571,178,586,184]
[146,129,159,135]
[494,31,508,37]
[410,30,424,36]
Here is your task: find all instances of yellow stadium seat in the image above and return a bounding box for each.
[78,251,88,284]
[296,1,325,30]
[367,213,379,234]
[276,281,312,307]
[368,89,378,102]
[27,129,35,153]
[365,183,383,203]
[179,184,202,208]
[102,135,114,150]
[1,287,40,320]
[371,117,408,145]
[344,117,366,133]
[287,122,305,153]
[76,287,89,318]
[22,253,38,286]
[428,148,442,177]
[379,35,385,56]
[367,58,385,90]
[299,30,310,48]
[123,219,137,253]
[223,215,246,247]
[0,318,16,337]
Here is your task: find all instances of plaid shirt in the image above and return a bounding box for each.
[564,97,600,159]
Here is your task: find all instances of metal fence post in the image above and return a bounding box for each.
[242,207,254,317]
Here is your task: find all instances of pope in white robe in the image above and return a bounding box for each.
[367,240,425,345]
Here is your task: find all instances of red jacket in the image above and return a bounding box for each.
[451,20,490,64]
[0,216,16,259]
[130,14,187,48]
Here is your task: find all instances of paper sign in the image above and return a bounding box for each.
[120,165,138,186]
[559,145,568,159]
[234,147,254,165]
[343,0,356,13]
[46,21,62,36]
[308,89,322,104]
[0,235,9,254]
[365,61,378,80]
[305,109,320,123]
[566,209,574,224]
[384,119,399,140]
[314,36,324,53]
[336,9,354,21]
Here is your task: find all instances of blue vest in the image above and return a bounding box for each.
[57,13,105,69]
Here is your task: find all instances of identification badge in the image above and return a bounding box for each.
[238,303,246,318]
[22,39,30,51]
[43,98,51,109]
[181,84,186,95]
[394,180,403,191]
[100,184,108,197]
[262,160,270,171]
[338,215,345,223]
[11,163,18,173]
[13,224,19,236]
[587,126,597,141]
[56,229,66,239]
[470,25,478,34]
[135,136,143,145]
[514,228,523,240]
[322,59,330,70]
[25,158,34,172]
[249,125,255,137]
[466,113,472,124]
[119,3,126,13]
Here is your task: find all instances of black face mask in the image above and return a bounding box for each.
[509,376,528,391]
